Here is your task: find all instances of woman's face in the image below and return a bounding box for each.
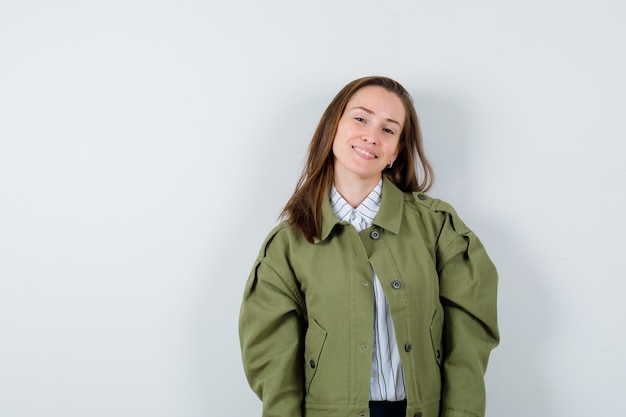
[332,86,405,187]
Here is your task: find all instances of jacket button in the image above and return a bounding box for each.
[391,280,401,289]
[414,413,423,417]
[417,194,427,201]
[404,343,412,352]
[370,229,380,239]
[309,360,316,369]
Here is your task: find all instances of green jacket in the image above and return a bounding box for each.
[239,176,499,417]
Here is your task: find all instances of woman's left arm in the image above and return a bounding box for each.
[435,205,500,417]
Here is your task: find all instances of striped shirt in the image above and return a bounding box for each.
[330,180,407,401]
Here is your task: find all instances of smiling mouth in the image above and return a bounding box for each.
[352,146,377,159]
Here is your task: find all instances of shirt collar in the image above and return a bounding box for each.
[330,180,382,231]
[317,176,403,243]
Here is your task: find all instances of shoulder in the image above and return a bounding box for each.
[256,221,290,258]
[255,220,308,262]
[404,191,471,236]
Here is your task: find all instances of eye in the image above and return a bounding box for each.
[383,127,395,135]
[354,117,366,123]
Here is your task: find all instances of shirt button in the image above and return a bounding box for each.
[417,194,427,201]
[404,343,412,352]
[309,360,316,368]
[391,280,401,289]
[414,412,423,417]
[370,229,380,240]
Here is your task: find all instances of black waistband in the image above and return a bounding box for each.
[369,399,407,417]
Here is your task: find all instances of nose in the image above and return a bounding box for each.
[362,127,379,144]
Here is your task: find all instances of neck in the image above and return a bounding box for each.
[334,173,381,208]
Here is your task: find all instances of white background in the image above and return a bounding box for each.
[1,1,625,416]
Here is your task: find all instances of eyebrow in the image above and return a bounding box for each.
[351,106,402,127]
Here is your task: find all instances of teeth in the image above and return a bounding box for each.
[353,146,377,158]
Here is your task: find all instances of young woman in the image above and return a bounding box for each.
[239,76,499,417]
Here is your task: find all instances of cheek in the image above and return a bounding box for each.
[335,119,359,139]
[391,140,401,157]
[331,136,346,161]
[332,125,352,151]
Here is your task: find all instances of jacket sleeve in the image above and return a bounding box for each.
[238,230,306,417]
[435,202,500,417]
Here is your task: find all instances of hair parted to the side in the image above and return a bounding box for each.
[280,76,434,243]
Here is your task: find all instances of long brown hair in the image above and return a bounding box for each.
[280,76,433,242]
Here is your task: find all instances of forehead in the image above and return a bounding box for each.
[345,86,406,122]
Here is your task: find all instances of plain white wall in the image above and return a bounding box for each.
[1,1,625,416]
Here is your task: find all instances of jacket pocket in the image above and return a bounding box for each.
[429,309,444,366]
[304,318,327,392]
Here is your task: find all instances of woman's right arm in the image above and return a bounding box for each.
[239,249,306,417]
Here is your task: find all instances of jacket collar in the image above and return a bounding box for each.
[317,175,403,243]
